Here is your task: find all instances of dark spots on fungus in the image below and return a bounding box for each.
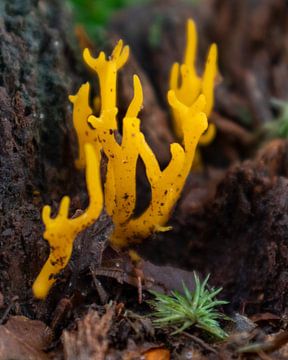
[59,256,67,266]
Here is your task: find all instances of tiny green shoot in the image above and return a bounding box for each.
[265,98,288,139]
[148,272,229,340]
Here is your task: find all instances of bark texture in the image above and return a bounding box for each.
[0,0,83,314]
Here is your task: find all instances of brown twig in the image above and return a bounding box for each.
[90,266,109,304]
[0,296,18,325]
[212,112,254,145]
[257,351,274,360]
[238,331,288,354]
[181,331,218,354]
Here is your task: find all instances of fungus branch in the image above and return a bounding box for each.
[169,19,218,146]
[71,40,129,169]
[110,91,208,246]
[32,144,103,299]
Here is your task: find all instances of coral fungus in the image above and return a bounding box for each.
[169,19,217,145]
[33,19,216,298]
[33,144,103,299]
[109,93,207,247]
[71,40,129,169]
[78,39,207,247]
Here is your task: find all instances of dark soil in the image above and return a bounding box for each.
[1,0,288,359]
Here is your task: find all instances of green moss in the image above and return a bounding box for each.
[148,273,229,340]
[68,0,149,40]
[148,16,165,48]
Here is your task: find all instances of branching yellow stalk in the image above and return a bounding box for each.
[32,144,103,299]
[88,75,143,235]
[169,19,217,145]
[33,27,215,299]
[69,83,94,169]
[110,91,208,246]
[84,40,129,116]
[71,40,129,169]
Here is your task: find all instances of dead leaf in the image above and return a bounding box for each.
[143,348,170,360]
[98,246,198,295]
[62,306,114,360]
[0,316,52,360]
[141,261,198,294]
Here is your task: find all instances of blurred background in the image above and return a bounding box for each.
[66,0,288,169]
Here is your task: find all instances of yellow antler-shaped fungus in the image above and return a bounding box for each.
[110,92,208,247]
[169,19,217,145]
[86,62,207,246]
[32,144,103,299]
[70,39,208,248]
[33,29,215,299]
[88,75,143,237]
[84,39,129,117]
[71,40,129,169]
[69,83,94,169]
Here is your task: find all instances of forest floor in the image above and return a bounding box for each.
[1,0,288,359]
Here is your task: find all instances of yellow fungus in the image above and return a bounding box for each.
[88,74,143,224]
[128,249,141,263]
[83,47,207,247]
[108,91,208,247]
[32,144,103,299]
[69,83,93,169]
[71,40,130,169]
[72,39,207,248]
[83,39,129,124]
[33,30,215,299]
[169,19,218,145]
